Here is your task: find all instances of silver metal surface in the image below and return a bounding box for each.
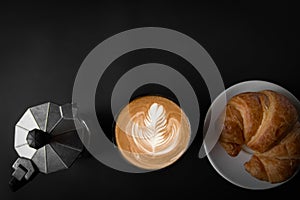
[12,158,35,180]
[12,167,26,181]
[15,144,36,159]
[50,119,76,136]
[31,146,47,173]
[45,144,67,173]
[60,103,76,119]
[16,109,39,132]
[14,102,84,174]
[30,103,49,131]
[14,126,29,148]
[53,130,83,151]
[50,140,82,166]
[51,103,77,136]
[46,103,62,133]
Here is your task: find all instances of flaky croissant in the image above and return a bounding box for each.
[219,90,300,183]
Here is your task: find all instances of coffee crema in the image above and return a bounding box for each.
[115,96,191,170]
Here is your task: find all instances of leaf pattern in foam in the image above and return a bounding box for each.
[132,103,167,153]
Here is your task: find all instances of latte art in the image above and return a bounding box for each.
[129,103,180,156]
[115,96,191,170]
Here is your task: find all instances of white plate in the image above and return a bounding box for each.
[203,80,300,190]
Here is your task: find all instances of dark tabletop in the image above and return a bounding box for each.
[1,2,299,199]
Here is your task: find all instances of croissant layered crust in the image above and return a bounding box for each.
[219,90,300,183]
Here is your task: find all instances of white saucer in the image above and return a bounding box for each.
[203,80,300,190]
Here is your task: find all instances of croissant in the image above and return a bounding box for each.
[219,90,300,183]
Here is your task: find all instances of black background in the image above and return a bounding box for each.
[1,1,299,199]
